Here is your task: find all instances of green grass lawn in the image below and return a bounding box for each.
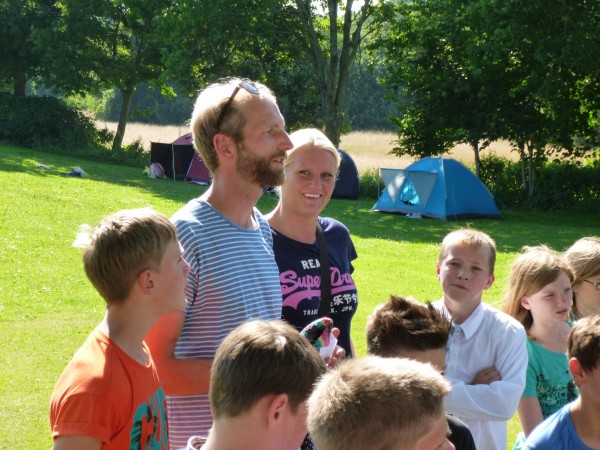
[1,144,598,449]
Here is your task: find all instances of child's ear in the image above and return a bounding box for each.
[483,274,495,290]
[569,358,584,386]
[267,393,289,427]
[520,296,531,310]
[436,262,441,280]
[138,270,155,294]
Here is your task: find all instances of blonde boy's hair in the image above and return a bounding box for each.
[74,208,177,304]
[307,356,450,450]
[439,228,497,274]
[503,245,574,332]
[190,78,276,173]
[564,237,600,319]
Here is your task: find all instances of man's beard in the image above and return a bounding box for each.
[236,141,285,187]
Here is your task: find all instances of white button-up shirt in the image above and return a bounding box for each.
[434,300,528,450]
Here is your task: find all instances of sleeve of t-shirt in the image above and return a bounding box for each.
[51,392,122,443]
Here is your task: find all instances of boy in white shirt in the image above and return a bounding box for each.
[433,229,527,450]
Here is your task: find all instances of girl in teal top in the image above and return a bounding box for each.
[503,245,578,447]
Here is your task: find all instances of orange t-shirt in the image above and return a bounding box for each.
[50,327,169,449]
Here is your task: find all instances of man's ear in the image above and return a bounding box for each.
[483,274,495,291]
[213,133,236,160]
[266,393,289,427]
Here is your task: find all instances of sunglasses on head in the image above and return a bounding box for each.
[216,81,260,130]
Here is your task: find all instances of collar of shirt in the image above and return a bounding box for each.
[436,300,485,341]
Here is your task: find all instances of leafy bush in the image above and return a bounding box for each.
[479,154,527,209]
[479,154,600,211]
[359,167,383,200]
[0,94,101,151]
[0,95,148,167]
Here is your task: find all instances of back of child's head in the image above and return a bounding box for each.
[564,237,600,317]
[74,208,177,304]
[307,355,450,450]
[503,245,574,331]
[568,314,600,373]
[439,228,497,275]
[366,295,451,357]
[210,319,326,419]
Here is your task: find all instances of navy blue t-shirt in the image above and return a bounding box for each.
[271,216,358,356]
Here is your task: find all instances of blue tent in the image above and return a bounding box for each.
[371,157,501,220]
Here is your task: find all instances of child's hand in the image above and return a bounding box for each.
[324,327,346,369]
[471,367,501,385]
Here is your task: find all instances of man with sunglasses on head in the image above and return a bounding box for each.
[146,78,293,449]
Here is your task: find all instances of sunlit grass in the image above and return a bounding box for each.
[2,143,597,448]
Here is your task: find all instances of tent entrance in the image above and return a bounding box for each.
[380,168,437,207]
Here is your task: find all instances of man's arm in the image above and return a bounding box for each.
[145,311,212,395]
[53,436,102,450]
[445,324,528,421]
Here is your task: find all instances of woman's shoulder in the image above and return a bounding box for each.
[318,216,350,234]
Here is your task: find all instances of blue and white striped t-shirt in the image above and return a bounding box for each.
[167,199,282,449]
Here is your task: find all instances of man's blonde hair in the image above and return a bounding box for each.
[74,208,177,304]
[439,228,497,275]
[307,356,450,450]
[190,78,276,173]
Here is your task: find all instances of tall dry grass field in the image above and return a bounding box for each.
[100,121,519,172]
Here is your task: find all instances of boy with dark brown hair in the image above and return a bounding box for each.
[367,295,475,450]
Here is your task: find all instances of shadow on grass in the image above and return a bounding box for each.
[2,144,598,253]
[322,198,599,253]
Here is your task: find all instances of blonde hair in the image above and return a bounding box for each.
[286,128,341,170]
[74,208,178,304]
[190,78,276,173]
[564,237,600,319]
[307,356,449,450]
[503,245,574,332]
[439,228,497,275]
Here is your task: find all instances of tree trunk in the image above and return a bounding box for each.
[323,94,342,148]
[527,143,535,198]
[471,140,481,178]
[13,70,26,97]
[292,0,372,149]
[518,142,527,193]
[111,82,136,152]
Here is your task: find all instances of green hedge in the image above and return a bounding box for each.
[478,155,600,211]
[360,154,600,211]
[0,94,146,167]
[0,94,101,150]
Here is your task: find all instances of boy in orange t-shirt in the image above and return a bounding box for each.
[50,208,191,450]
